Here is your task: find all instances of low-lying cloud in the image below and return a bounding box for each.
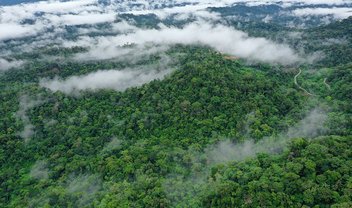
[66,174,102,207]
[1,0,350,64]
[164,106,329,205]
[0,0,97,23]
[46,12,116,26]
[69,22,302,64]
[293,7,352,19]
[30,160,49,180]
[207,107,328,164]
[16,95,43,142]
[0,23,39,41]
[29,172,102,207]
[0,58,23,71]
[102,137,122,153]
[0,0,103,41]
[40,67,173,94]
[122,2,223,20]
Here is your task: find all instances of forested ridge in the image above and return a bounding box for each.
[203,136,352,207]
[1,45,351,207]
[0,1,352,207]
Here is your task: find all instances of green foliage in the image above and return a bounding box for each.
[201,136,352,208]
[299,17,352,67]
[0,45,350,207]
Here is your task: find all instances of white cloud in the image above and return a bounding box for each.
[40,67,173,94]
[0,23,39,41]
[293,7,352,19]
[0,0,98,23]
[23,0,97,13]
[287,107,328,138]
[0,0,100,41]
[46,12,116,26]
[243,0,352,6]
[102,137,122,153]
[206,107,328,164]
[66,174,101,207]
[30,160,49,180]
[111,20,138,32]
[123,3,223,20]
[0,58,23,71]
[69,22,301,64]
[0,0,350,61]
[16,95,44,142]
[1,0,351,27]
[293,0,352,5]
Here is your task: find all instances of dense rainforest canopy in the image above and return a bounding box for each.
[1,45,351,207]
[0,0,351,207]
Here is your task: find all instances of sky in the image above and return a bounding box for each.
[0,0,41,6]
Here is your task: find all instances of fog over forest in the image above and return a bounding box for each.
[0,0,351,208]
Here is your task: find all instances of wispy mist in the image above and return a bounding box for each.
[0,58,23,71]
[164,107,329,205]
[2,0,347,64]
[207,107,328,164]
[293,7,352,19]
[102,137,121,153]
[30,160,49,180]
[16,95,43,142]
[66,174,102,207]
[40,65,173,95]
[68,22,303,65]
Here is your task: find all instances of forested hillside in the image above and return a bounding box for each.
[1,46,351,207]
[0,0,351,207]
[202,136,352,207]
[298,17,352,67]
